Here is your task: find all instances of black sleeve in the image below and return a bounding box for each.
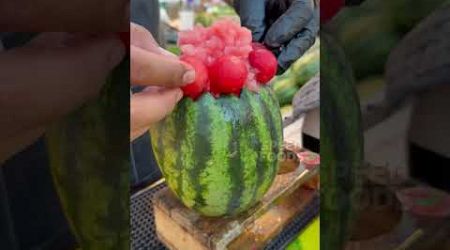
[130,0,160,39]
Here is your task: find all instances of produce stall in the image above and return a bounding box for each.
[131,0,450,249]
[129,1,321,249]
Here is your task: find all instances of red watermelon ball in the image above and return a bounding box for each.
[249,48,278,84]
[180,56,209,99]
[209,55,248,96]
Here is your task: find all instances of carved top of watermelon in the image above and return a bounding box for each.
[178,20,278,99]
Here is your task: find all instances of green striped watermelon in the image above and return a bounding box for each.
[46,59,129,249]
[150,86,283,217]
[321,32,364,249]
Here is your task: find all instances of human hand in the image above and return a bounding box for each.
[130,23,195,141]
[0,33,125,163]
[234,0,319,73]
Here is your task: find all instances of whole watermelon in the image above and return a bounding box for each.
[321,32,364,249]
[337,13,400,80]
[332,4,400,80]
[273,76,299,106]
[150,86,283,217]
[46,59,129,249]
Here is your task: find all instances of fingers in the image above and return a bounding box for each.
[264,0,314,47]
[130,87,183,141]
[129,23,189,141]
[0,34,125,134]
[131,45,195,87]
[130,23,191,88]
[131,23,159,51]
[277,8,319,71]
[130,22,177,58]
[235,0,267,41]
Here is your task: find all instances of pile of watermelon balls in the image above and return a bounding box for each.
[178,20,278,99]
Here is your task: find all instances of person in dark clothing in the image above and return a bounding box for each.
[233,0,319,72]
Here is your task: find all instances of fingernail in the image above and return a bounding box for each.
[182,69,196,84]
[176,89,184,101]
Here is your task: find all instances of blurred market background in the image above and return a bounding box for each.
[154,0,449,118]
[325,0,450,178]
[135,0,450,249]
[329,0,448,107]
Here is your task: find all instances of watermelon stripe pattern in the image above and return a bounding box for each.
[47,60,130,249]
[174,101,188,199]
[321,33,364,250]
[221,96,245,214]
[236,94,260,212]
[179,99,198,207]
[151,86,283,217]
[244,90,274,202]
[257,87,283,204]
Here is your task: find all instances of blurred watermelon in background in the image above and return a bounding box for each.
[329,0,447,82]
[333,10,400,80]
[383,0,448,34]
[271,39,319,107]
[47,59,129,249]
